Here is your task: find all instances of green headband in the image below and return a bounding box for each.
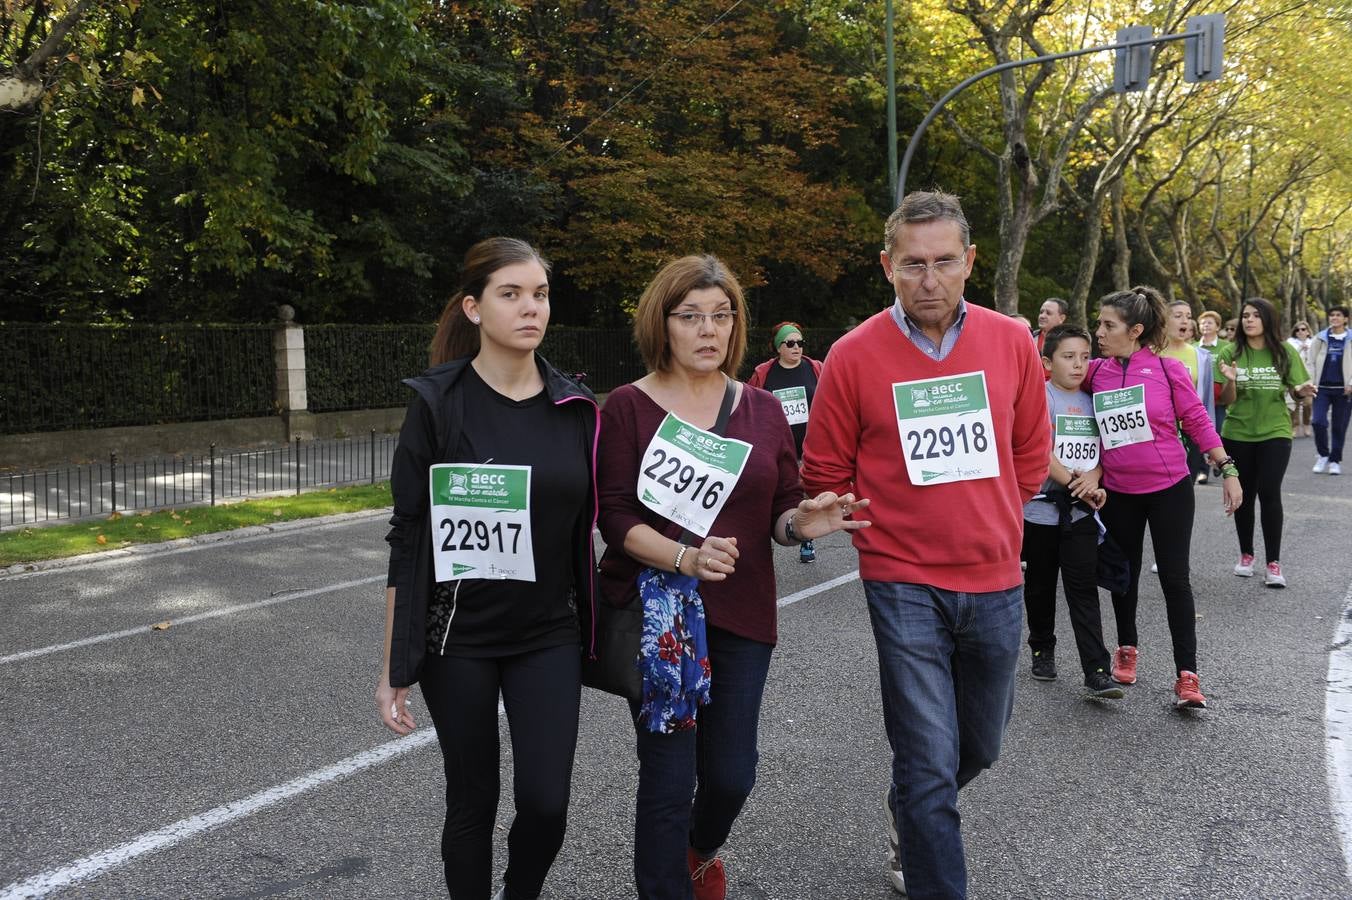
[774,324,802,348]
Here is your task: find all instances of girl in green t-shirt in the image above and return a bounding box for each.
[1216,298,1315,588]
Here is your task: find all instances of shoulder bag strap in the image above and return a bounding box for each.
[678,377,738,545]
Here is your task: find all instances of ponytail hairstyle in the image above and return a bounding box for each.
[770,321,804,353]
[1237,297,1291,383]
[1097,284,1169,353]
[429,238,552,367]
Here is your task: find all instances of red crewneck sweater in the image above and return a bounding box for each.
[802,304,1050,591]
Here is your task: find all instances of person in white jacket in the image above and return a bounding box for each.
[1305,306,1352,475]
[1286,322,1315,437]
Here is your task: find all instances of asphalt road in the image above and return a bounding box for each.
[2,448,1351,899]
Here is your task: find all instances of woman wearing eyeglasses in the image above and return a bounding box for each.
[596,255,869,900]
[747,322,825,562]
[1286,322,1315,437]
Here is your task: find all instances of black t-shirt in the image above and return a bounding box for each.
[762,361,817,457]
[425,365,589,657]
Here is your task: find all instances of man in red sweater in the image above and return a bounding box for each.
[802,190,1049,900]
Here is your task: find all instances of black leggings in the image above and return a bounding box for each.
[1021,515,1111,676]
[421,643,581,900]
[1223,437,1292,563]
[1099,476,1197,675]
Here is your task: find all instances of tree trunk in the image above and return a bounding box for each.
[1110,179,1130,292]
[1068,192,1108,324]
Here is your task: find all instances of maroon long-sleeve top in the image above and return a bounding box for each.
[596,383,804,646]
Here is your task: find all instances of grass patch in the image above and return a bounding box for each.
[0,482,392,567]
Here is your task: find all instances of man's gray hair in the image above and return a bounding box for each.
[883,190,970,252]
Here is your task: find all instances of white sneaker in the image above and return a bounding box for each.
[1314,456,1329,473]
[1331,462,1343,476]
[885,790,908,895]
[1265,561,1287,588]
[1234,553,1255,577]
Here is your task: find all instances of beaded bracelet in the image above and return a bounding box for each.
[674,544,688,574]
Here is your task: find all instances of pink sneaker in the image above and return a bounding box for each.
[1111,645,1138,685]
[1173,670,1207,708]
[1265,561,1287,588]
[1233,554,1255,577]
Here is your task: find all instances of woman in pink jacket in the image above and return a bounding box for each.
[1087,286,1242,710]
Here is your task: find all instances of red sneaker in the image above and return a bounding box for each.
[688,847,727,900]
[1111,645,1138,685]
[1173,670,1207,708]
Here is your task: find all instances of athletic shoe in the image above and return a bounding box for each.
[1031,650,1057,681]
[884,791,907,895]
[1085,669,1125,699]
[1332,462,1343,476]
[1233,554,1255,577]
[1314,456,1329,473]
[1265,561,1287,588]
[1173,671,1207,709]
[687,848,727,900]
[799,539,816,563]
[1111,645,1138,685]
[1195,471,1208,485]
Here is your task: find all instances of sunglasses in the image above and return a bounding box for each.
[781,339,805,348]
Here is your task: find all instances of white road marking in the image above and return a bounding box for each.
[0,729,440,900]
[1,568,861,896]
[777,569,859,608]
[0,575,386,665]
[1324,576,1352,884]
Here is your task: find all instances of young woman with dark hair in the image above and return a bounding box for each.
[1087,286,1241,710]
[378,237,600,900]
[1216,297,1315,588]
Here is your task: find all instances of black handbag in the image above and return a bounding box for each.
[581,378,737,699]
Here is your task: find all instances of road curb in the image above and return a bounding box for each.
[0,507,392,579]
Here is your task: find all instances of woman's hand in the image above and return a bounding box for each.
[1218,360,1238,383]
[377,672,416,735]
[794,491,872,541]
[1295,382,1316,399]
[1221,477,1242,517]
[1066,469,1100,501]
[690,535,739,582]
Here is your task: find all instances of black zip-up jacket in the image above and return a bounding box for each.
[384,354,600,688]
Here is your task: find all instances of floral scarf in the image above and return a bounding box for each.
[637,568,712,733]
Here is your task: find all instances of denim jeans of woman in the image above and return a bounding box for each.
[629,625,774,900]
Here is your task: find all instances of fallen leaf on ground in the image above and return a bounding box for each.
[108,511,122,522]
[272,510,283,517]
[96,534,107,545]
[151,620,172,631]
[183,519,192,525]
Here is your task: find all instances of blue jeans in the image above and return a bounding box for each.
[629,625,774,900]
[1313,387,1351,463]
[865,581,1023,900]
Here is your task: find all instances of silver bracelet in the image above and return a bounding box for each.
[673,545,688,574]
[784,514,798,544]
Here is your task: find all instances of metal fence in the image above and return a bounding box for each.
[2,432,397,528]
[1,324,276,434]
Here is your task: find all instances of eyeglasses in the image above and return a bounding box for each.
[891,258,966,281]
[781,339,804,348]
[669,311,737,328]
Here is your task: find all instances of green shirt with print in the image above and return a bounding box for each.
[1214,343,1309,441]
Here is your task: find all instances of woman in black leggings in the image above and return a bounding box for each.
[1215,297,1315,588]
[378,238,600,900]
